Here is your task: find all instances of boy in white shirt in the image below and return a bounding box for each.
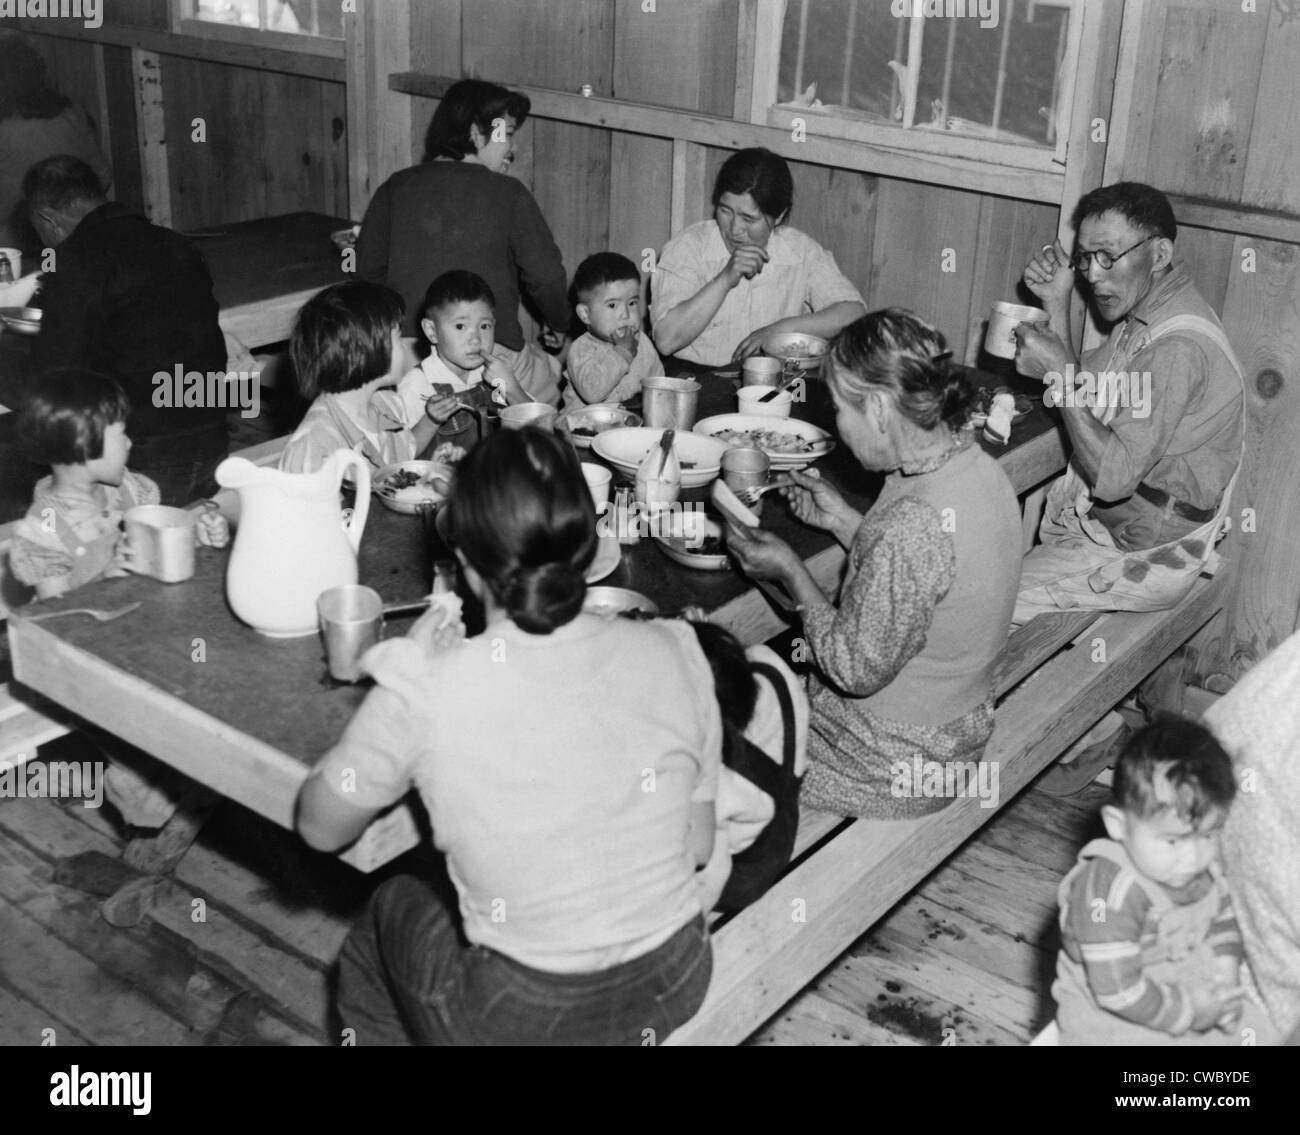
[563,252,663,409]
[372,270,534,452]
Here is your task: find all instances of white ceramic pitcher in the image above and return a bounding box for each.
[215,448,371,637]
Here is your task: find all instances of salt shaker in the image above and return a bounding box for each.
[614,486,639,545]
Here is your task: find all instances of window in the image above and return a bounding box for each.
[178,0,343,44]
[770,0,1081,169]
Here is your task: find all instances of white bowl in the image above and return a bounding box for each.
[737,386,793,418]
[560,403,642,449]
[762,331,829,372]
[694,414,834,470]
[591,427,731,488]
[372,460,454,514]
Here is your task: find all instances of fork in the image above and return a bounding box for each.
[740,477,794,504]
[24,601,143,624]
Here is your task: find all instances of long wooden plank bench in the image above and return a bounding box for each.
[665,572,1228,1045]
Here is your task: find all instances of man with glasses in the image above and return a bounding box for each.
[1006,181,1244,790]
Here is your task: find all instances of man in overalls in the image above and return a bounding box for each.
[1010,182,1244,791]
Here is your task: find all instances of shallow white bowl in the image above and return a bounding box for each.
[592,427,730,488]
[694,414,833,470]
[372,460,454,515]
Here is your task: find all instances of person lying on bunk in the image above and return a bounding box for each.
[1010,181,1244,624]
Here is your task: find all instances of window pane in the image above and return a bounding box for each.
[190,0,342,38]
[776,0,1071,146]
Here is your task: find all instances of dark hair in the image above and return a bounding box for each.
[420,270,496,321]
[1073,181,1177,243]
[290,281,405,398]
[422,79,531,163]
[22,155,105,213]
[1113,716,1236,828]
[17,369,130,466]
[0,34,72,121]
[827,308,972,432]
[690,621,758,730]
[573,252,641,303]
[446,427,595,634]
[712,148,794,223]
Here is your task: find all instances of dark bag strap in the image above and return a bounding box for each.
[750,660,799,782]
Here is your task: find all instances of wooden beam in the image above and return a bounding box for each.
[389,72,1066,205]
[1170,196,1300,248]
[748,0,786,124]
[130,49,171,230]
[11,17,345,82]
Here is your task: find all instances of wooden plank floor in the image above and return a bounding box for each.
[0,729,1106,1046]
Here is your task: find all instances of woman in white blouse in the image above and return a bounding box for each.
[651,148,866,366]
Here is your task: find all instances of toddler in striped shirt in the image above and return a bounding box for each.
[1052,717,1273,1045]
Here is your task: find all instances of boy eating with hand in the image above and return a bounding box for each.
[372,270,535,453]
[1053,716,1274,1045]
[563,252,662,408]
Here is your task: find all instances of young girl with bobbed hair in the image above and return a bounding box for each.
[296,427,721,1045]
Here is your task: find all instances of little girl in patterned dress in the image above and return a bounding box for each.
[8,369,227,827]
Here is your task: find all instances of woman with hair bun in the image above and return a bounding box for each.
[724,310,1022,819]
[297,427,720,1045]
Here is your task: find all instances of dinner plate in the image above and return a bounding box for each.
[583,586,658,618]
[653,517,730,571]
[585,533,621,582]
[693,414,834,470]
[592,427,730,488]
[0,306,41,335]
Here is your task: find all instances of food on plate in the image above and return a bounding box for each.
[379,467,451,502]
[570,425,597,438]
[710,427,816,454]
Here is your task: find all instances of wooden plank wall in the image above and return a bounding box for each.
[19,1,350,231]
[1105,1,1300,677]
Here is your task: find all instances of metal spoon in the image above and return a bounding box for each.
[24,601,143,624]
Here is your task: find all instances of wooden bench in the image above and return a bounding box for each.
[665,571,1228,1045]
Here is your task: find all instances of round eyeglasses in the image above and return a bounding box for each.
[1069,235,1154,273]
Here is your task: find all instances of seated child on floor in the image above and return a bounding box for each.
[371,270,541,453]
[1053,716,1275,1045]
[563,252,663,409]
[7,369,227,827]
[689,621,808,914]
[279,281,459,474]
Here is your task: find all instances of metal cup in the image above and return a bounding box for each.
[984,301,1049,360]
[317,584,383,682]
[721,446,770,517]
[641,377,700,429]
[123,505,196,583]
[742,356,783,386]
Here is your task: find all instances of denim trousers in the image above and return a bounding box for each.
[335,874,712,1046]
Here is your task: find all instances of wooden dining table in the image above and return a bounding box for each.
[5,362,1066,869]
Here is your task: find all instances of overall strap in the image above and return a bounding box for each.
[1144,313,1243,379]
[751,660,798,780]
[51,511,88,559]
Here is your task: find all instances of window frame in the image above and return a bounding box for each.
[171,0,345,60]
[757,0,1086,176]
